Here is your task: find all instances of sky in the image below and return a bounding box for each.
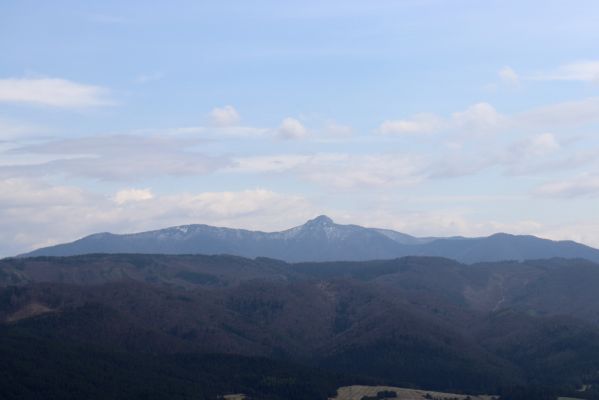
[1,0,599,257]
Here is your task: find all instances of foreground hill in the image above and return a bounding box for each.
[3,254,599,399]
[20,215,599,263]
[0,328,356,400]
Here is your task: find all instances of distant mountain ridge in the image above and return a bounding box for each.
[20,215,599,263]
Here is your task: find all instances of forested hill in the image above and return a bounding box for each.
[3,254,599,399]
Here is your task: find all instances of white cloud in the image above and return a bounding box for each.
[113,188,154,204]
[323,121,353,137]
[163,189,308,219]
[0,77,112,108]
[374,97,599,180]
[0,179,317,256]
[210,105,240,126]
[230,154,310,173]
[277,117,308,139]
[2,133,230,181]
[495,133,566,176]
[379,113,444,135]
[532,60,599,83]
[230,153,425,190]
[378,97,599,144]
[536,220,599,250]
[525,133,561,155]
[0,178,89,207]
[451,102,504,135]
[499,66,519,85]
[427,153,496,179]
[535,175,599,198]
[514,133,561,157]
[302,154,424,190]
[0,117,41,140]
[516,97,599,127]
[378,103,503,138]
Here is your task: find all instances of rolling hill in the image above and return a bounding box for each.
[3,254,599,399]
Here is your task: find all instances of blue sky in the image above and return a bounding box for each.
[1,1,599,256]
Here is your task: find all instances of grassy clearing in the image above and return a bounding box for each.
[330,385,496,400]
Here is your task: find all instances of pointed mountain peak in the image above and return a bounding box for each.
[305,215,335,226]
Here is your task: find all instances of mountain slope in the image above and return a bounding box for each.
[413,233,599,263]
[4,254,599,396]
[0,326,355,400]
[20,215,599,263]
[6,254,599,325]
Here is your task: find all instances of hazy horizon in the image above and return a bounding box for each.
[2,1,599,257]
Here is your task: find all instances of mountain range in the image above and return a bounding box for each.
[21,215,599,263]
[11,216,599,398]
